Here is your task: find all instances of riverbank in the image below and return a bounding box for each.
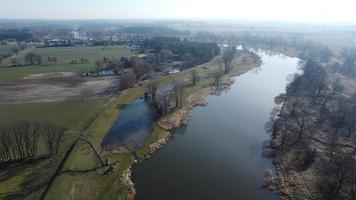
[130,52,261,199]
[266,60,356,199]
[43,50,261,200]
[131,50,301,200]
[137,52,261,156]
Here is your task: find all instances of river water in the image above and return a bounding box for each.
[132,51,300,200]
[102,98,156,149]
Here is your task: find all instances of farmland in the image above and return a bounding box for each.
[0,45,131,81]
[1,45,131,67]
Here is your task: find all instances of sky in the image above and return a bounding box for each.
[1,0,356,23]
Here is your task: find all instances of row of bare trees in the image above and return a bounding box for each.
[0,121,66,163]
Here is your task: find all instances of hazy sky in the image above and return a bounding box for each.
[1,0,356,22]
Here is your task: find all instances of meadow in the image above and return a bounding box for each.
[0,99,105,132]
[0,45,131,79]
[1,45,131,66]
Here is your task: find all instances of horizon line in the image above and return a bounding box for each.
[0,18,355,25]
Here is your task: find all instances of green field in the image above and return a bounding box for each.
[1,45,131,67]
[0,45,131,79]
[0,99,105,132]
[0,98,108,199]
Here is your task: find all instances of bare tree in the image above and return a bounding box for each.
[42,122,65,155]
[154,85,173,116]
[0,126,11,161]
[213,71,224,88]
[173,83,184,109]
[25,53,42,65]
[134,63,151,80]
[0,121,67,162]
[47,56,58,65]
[222,46,236,73]
[293,109,314,140]
[191,69,199,85]
[145,79,158,100]
[120,71,136,90]
[11,58,19,66]
[319,153,356,200]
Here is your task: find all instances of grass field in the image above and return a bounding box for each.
[0,99,105,132]
[0,98,108,199]
[0,45,131,80]
[1,45,131,67]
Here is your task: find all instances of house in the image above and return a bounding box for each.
[98,69,117,76]
[3,39,17,45]
[47,39,68,47]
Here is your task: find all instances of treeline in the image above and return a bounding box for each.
[333,47,356,77]
[233,33,356,78]
[118,26,183,36]
[232,34,333,63]
[0,121,66,163]
[0,29,39,42]
[90,38,220,90]
[268,57,356,199]
[141,37,220,69]
[0,44,26,62]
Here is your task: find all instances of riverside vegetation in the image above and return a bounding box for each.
[236,35,356,200]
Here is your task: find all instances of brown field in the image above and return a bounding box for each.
[0,73,119,104]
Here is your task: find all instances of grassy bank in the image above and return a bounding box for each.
[0,99,107,199]
[45,87,144,200]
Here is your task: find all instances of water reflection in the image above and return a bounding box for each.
[102,98,157,150]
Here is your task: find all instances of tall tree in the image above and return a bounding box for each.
[222,46,236,74]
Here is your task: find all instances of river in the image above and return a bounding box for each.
[131,50,300,200]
